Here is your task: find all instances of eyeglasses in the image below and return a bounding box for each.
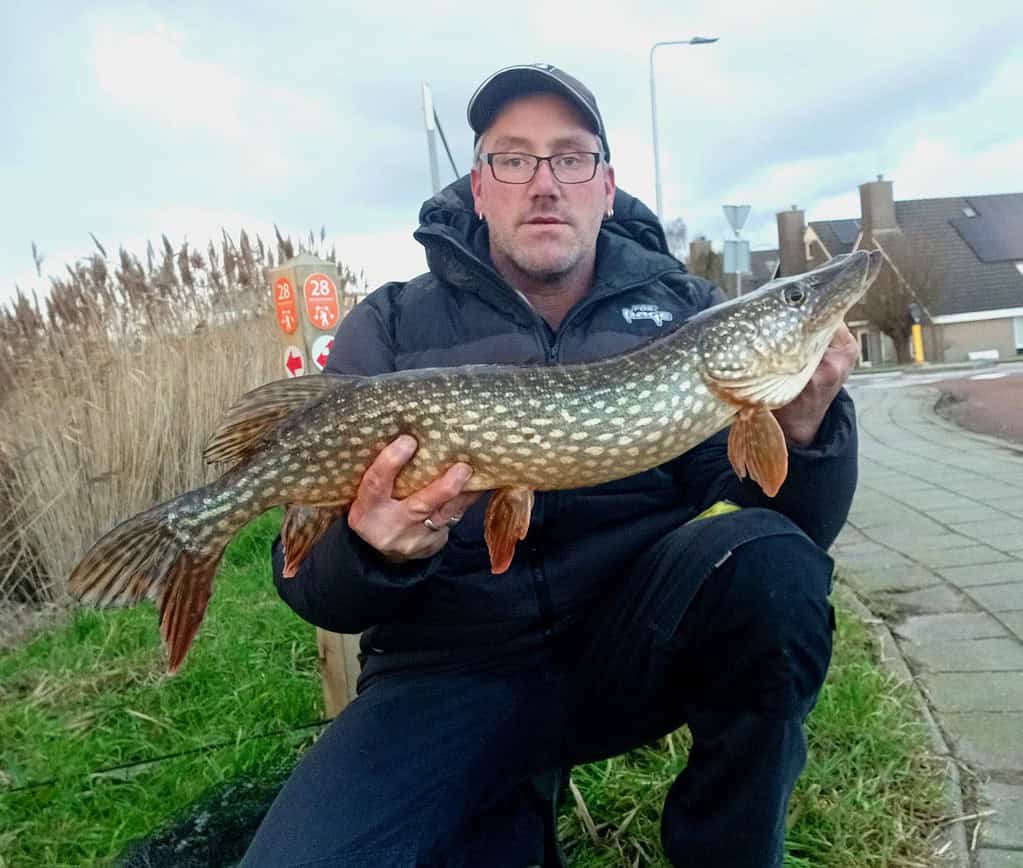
[486,152,601,184]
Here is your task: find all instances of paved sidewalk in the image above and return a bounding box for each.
[835,376,1023,867]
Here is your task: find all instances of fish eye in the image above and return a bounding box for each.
[784,285,806,305]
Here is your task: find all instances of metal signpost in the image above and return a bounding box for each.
[722,204,751,296]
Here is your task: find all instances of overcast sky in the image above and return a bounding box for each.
[3,0,1021,307]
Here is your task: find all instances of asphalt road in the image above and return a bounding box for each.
[850,361,1023,445]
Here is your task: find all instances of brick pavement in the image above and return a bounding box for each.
[835,375,1023,866]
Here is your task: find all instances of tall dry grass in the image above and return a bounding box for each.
[0,228,362,632]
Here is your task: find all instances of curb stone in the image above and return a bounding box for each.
[916,385,1023,457]
[833,581,972,867]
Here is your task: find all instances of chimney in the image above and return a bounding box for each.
[776,205,806,276]
[859,174,896,233]
[688,237,713,267]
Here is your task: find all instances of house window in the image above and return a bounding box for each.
[1015,317,1023,356]
[962,206,977,217]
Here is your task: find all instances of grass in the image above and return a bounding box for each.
[0,510,323,868]
[1,517,945,867]
[559,606,946,867]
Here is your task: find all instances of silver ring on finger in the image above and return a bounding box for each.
[423,517,445,532]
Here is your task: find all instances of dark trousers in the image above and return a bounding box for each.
[242,509,835,868]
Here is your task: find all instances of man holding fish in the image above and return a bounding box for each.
[241,64,863,867]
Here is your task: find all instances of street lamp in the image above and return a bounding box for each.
[649,36,719,223]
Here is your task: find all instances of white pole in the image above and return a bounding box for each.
[648,37,719,224]
[422,82,440,195]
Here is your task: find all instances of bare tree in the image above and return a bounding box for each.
[662,217,688,261]
[858,238,943,365]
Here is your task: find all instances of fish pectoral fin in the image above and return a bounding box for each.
[727,407,788,497]
[204,373,356,466]
[484,487,535,575]
[281,503,347,578]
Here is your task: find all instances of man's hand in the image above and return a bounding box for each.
[773,323,859,448]
[347,435,482,562]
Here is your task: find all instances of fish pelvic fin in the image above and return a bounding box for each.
[204,373,355,466]
[67,501,229,674]
[727,407,788,497]
[281,503,347,578]
[484,487,534,575]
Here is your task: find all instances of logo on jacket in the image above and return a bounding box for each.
[621,304,673,327]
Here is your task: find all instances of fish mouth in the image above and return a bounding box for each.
[698,250,882,408]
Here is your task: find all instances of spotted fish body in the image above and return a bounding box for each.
[69,251,882,672]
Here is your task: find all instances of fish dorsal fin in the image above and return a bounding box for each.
[204,373,354,466]
[727,407,788,497]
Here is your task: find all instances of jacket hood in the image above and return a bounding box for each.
[413,175,685,293]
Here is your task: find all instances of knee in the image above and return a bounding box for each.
[713,533,835,715]
[728,531,834,620]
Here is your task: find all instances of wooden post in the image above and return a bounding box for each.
[317,630,361,717]
[267,253,362,718]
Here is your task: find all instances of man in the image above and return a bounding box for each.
[243,64,859,867]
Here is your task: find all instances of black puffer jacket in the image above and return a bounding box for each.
[273,177,858,653]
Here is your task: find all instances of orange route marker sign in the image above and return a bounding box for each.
[303,272,340,332]
[274,277,298,334]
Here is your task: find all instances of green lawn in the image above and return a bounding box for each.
[0,511,322,867]
[1,515,944,867]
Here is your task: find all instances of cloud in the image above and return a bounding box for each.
[87,12,346,181]
[5,0,1022,307]
[888,137,1023,200]
[334,227,427,291]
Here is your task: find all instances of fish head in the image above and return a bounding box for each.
[697,249,882,409]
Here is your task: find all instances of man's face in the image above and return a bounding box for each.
[470,92,615,285]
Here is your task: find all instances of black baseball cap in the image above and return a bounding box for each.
[467,63,610,160]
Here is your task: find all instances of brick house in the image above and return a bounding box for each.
[794,178,1023,364]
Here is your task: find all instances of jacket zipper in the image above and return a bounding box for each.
[550,268,680,361]
[535,269,679,635]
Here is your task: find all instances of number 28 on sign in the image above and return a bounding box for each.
[274,277,298,335]
[303,272,339,332]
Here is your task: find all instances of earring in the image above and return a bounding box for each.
[477,212,485,222]
[606,207,614,219]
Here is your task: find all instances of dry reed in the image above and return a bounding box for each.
[0,228,363,628]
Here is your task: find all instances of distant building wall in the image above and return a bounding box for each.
[849,321,898,367]
[937,318,1018,362]
[806,236,831,268]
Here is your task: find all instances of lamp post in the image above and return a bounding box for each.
[649,36,718,223]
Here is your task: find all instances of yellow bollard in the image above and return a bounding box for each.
[912,323,925,364]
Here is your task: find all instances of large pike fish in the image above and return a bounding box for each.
[69,250,882,672]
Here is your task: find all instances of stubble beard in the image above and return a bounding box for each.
[489,225,587,288]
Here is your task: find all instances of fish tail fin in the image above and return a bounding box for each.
[68,500,229,673]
